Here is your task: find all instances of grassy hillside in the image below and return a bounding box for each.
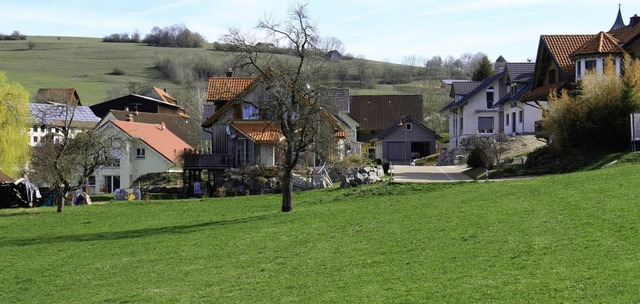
[1,161,639,302]
[0,36,425,105]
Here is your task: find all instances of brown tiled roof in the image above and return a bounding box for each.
[230,121,283,144]
[35,88,80,105]
[570,32,625,58]
[350,95,423,131]
[542,35,596,79]
[206,77,258,101]
[110,120,193,163]
[152,87,178,105]
[609,22,640,45]
[520,82,567,102]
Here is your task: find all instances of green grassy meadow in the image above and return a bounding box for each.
[2,161,640,302]
[0,36,420,105]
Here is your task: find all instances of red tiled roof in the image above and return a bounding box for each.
[570,32,626,58]
[153,87,178,105]
[207,77,258,101]
[110,120,193,163]
[542,35,596,79]
[230,121,283,143]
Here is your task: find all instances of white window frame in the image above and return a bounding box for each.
[136,148,146,159]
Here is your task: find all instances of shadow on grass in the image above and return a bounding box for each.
[0,215,265,247]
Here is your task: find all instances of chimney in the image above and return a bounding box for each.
[126,114,134,122]
[226,68,234,77]
[631,14,640,27]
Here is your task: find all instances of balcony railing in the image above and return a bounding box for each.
[183,150,232,169]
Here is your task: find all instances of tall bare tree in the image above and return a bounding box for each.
[353,55,369,87]
[223,3,336,212]
[30,102,117,212]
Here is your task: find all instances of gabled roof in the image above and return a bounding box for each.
[151,87,178,105]
[505,62,535,83]
[109,120,193,163]
[35,88,81,106]
[230,121,283,144]
[449,81,482,98]
[206,77,259,101]
[540,35,596,79]
[350,95,423,131]
[370,115,441,142]
[570,32,626,58]
[107,110,191,143]
[441,72,504,112]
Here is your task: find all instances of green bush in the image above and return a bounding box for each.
[466,147,489,168]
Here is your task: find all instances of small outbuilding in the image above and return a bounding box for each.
[370,116,441,165]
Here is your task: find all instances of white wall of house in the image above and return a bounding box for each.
[448,77,503,148]
[502,102,543,135]
[574,56,622,80]
[93,126,180,193]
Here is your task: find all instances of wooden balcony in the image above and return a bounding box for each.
[183,150,232,169]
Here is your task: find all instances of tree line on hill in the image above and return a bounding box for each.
[0,31,26,41]
[104,24,205,48]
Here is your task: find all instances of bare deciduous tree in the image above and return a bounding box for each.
[353,55,369,87]
[223,3,337,212]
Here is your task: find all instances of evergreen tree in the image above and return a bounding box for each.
[0,72,30,178]
[471,56,495,81]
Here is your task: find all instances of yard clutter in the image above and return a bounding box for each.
[0,177,41,208]
[338,166,383,188]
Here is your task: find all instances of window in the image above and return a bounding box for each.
[459,117,464,135]
[585,60,597,72]
[506,113,510,125]
[136,148,146,159]
[243,104,259,120]
[405,123,412,131]
[486,87,494,108]
[33,136,38,143]
[40,126,46,133]
[519,111,523,123]
[478,117,494,134]
[577,61,582,78]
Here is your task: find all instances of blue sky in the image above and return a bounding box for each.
[1,0,638,64]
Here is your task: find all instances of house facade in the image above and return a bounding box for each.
[370,116,441,165]
[93,120,192,193]
[495,62,537,136]
[441,72,505,149]
[349,95,424,159]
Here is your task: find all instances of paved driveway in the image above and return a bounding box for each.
[390,165,472,183]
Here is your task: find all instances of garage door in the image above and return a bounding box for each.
[386,142,406,163]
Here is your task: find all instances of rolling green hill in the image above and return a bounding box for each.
[0,36,427,105]
[1,159,639,302]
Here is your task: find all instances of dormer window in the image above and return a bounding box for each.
[486,87,494,109]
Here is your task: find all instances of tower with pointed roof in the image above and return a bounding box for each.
[610,4,626,31]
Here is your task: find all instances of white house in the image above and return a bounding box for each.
[441,72,505,149]
[494,62,538,136]
[93,119,193,193]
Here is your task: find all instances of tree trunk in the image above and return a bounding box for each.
[56,189,64,213]
[281,170,293,212]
